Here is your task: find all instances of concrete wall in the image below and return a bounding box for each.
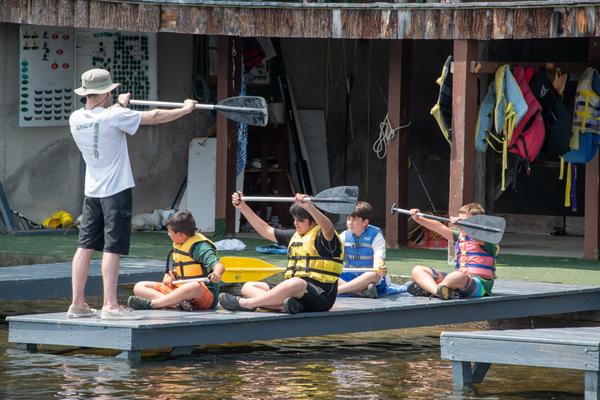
[0,24,213,231]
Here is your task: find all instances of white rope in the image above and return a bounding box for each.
[372,113,412,159]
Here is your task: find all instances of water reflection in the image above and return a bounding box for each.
[0,306,586,400]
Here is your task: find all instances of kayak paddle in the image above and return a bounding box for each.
[129,95,268,127]
[172,256,285,285]
[241,186,359,215]
[172,256,384,285]
[390,204,506,244]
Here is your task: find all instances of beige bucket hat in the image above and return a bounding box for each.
[74,68,120,96]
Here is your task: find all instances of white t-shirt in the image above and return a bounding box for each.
[70,107,142,198]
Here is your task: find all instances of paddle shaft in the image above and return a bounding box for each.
[241,196,352,204]
[391,206,502,233]
[172,267,382,285]
[129,99,261,114]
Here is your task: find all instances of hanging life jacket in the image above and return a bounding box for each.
[529,67,572,157]
[454,235,496,280]
[567,67,600,159]
[475,81,497,153]
[430,55,453,145]
[507,66,546,170]
[286,225,344,284]
[168,232,216,280]
[340,225,390,295]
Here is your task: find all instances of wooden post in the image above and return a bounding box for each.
[385,40,411,248]
[214,36,238,237]
[448,40,478,216]
[584,38,600,260]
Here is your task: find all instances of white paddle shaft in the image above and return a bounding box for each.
[172,277,209,285]
[130,99,215,110]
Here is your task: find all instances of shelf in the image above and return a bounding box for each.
[245,169,283,173]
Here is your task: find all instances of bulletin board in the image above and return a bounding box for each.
[19,25,157,127]
[19,26,75,127]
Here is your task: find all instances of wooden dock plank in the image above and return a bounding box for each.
[8,281,600,359]
[0,258,164,300]
[441,326,600,399]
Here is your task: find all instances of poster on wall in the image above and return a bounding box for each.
[75,30,157,110]
[19,26,75,127]
[19,25,158,127]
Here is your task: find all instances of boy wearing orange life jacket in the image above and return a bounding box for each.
[127,210,224,311]
[406,203,498,300]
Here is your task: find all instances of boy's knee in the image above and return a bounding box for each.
[132,281,146,294]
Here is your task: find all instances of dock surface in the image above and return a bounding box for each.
[0,258,164,300]
[8,280,600,362]
[441,326,600,399]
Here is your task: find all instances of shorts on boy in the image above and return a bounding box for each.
[429,268,489,298]
[152,281,215,310]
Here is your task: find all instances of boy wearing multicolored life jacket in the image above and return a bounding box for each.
[219,192,343,314]
[337,201,388,299]
[406,203,498,300]
[127,210,224,311]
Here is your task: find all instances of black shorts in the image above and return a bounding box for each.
[78,188,132,255]
[298,278,338,312]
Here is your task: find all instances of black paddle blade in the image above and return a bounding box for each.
[215,96,268,127]
[311,186,358,214]
[458,214,506,244]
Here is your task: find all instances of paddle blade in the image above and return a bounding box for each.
[220,256,285,282]
[311,186,359,214]
[215,96,268,127]
[459,214,506,244]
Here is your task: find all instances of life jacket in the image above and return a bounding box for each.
[454,235,496,280]
[529,67,572,157]
[430,55,453,145]
[508,66,545,169]
[286,225,343,284]
[342,225,381,268]
[167,233,216,280]
[571,67,600,149]
[475,81,497,153]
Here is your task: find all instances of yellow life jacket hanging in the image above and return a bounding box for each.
[430,55,453,145]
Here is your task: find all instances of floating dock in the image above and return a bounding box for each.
[441,326,600,400]
[8,280,600,363]
[0,258,164,301]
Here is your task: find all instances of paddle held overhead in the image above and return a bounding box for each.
[241,186,359,215]
[390,204,506,244]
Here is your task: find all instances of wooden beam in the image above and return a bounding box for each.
[449,40,478,217]
[214,36,238,237]
[468,61,599,74]
[584,38,600,260]
[385,39,411,248]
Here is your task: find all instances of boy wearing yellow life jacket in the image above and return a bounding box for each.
[406,203,498,300]
[219,192,343,314]
[127,210,224,311]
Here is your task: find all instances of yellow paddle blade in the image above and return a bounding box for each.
[220,256,286,283]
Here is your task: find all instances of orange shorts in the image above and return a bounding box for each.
[151,281,215,310]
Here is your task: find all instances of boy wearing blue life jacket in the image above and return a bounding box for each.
[407,203,498,300]
[337,201,388,299]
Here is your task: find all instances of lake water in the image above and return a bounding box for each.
[0,301,585,399]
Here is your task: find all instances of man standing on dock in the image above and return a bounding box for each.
[67,68,197,320]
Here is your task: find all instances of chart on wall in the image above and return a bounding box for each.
[75,30,157,110]
[19,25,157,127]
[19,26,75,127]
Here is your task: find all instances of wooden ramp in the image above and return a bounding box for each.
[0,258,164,301]
[441,327,600,400]
[8,280,600,363]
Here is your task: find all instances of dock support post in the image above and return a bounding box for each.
[116,350,142,364]
[169,346,195,357]
[585,371,600,400]
[471,362,491,384]
[16,343,37,352]
[452,361,473,389]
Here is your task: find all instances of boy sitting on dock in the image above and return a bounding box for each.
[407,203,498,300]
[219,192,343,314]
[337,201,388,299]
[127,210,224,311]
